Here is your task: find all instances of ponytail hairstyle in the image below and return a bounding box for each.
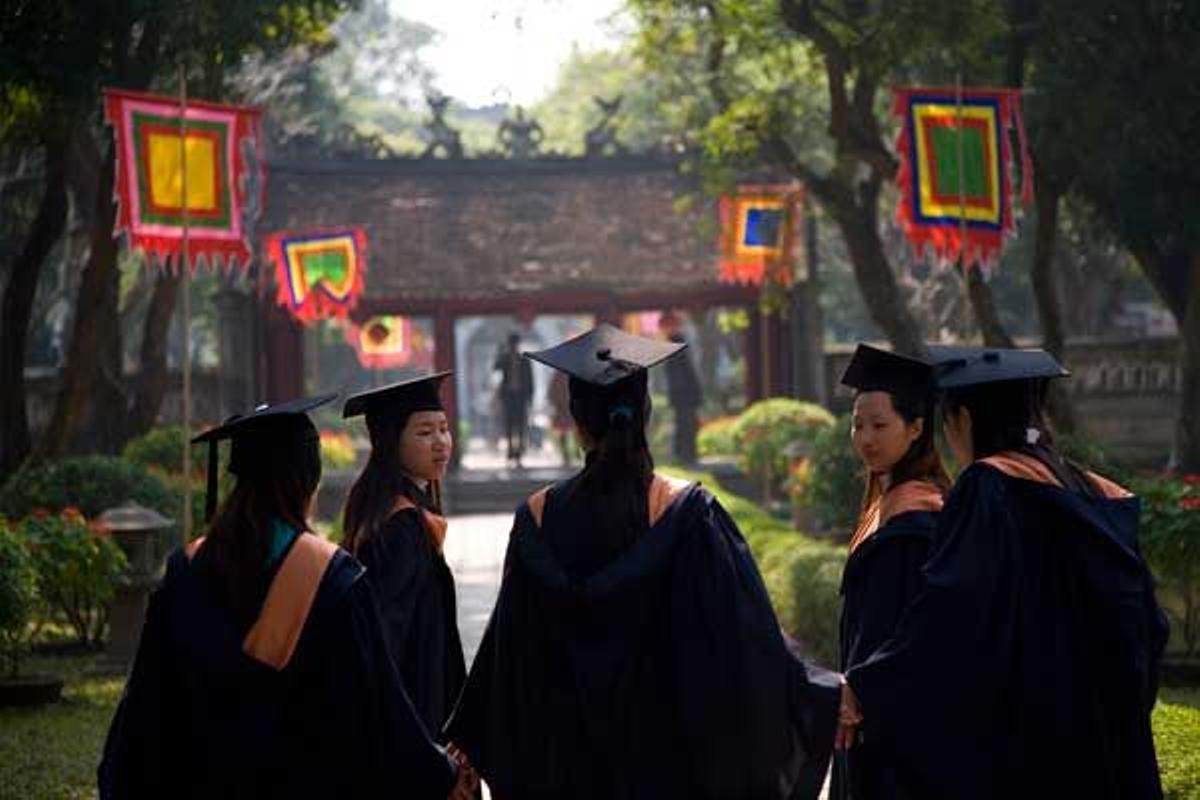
[858,387,950,516]
[199,416,321,622]
[568,369,655,550]
[940,377,1096,494]
[341,408,440,555]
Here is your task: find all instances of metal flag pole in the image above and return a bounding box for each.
[179,63,193,544]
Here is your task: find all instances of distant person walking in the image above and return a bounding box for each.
[659,312,702,464]
[494,332,534,468]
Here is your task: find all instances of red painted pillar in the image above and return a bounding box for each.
[433,310,460,472]
[260,300,304,402]
[745,305,764,404]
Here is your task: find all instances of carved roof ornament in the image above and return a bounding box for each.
[421,93,465,159]
[497,106,545,160]
[584,95,627,158]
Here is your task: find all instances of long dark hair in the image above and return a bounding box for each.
[568,369,655,550]
[940,378,1095,494]
[859,389,951,515]
[341,410,441,555]
[199,424,321,622]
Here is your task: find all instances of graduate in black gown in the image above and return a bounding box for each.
[840,347,1170,800]
[99,396,473,800]
[444,324,841,800]
[832,345,949,800]
[341,373,467,734]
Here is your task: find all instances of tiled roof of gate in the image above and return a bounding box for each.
[261,157,725,302]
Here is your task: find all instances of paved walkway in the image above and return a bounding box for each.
[443,512,830,799]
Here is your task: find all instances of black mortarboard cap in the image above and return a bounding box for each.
[191,394,337,521]
[341,371,452,419]
[840,344,933,400]
[928,345,1069,389]
[524,324,685,386]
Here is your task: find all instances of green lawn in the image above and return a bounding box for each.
[1,654,1198,799]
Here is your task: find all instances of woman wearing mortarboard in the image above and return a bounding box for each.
[340,373,467,735]
[838,347,1169,800]
[99,396,474,799]
[444,324,841,800]
[831,344,949,799]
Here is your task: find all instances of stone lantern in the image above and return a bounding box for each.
[90,503,174,675]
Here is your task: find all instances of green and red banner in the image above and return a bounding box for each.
[893,87,1033,270]
[266,227,367,324]
[717,185,803,287]
[103,88,263,270]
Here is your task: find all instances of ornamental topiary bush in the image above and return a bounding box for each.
[18,509,126,649]
[731,398,835,501]
[0,456,175,520]
[122,425,208,479]
[697,415,739,459]
[795,415,862,535]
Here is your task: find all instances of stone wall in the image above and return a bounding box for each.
[824,337,1181,466]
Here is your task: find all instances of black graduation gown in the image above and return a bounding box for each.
[444,476,840,800]
[356,508,466,732]
[98,543,456,800]
[846,461,1170,800]
[833,508,937,800]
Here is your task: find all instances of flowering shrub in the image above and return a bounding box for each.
[731,398,835,501]
[320,430,357,470]
[18,508,127,649]
[697,416,739,459]
[123,425,208,478]
[1132,473,1200,655]
[0,521,38,678]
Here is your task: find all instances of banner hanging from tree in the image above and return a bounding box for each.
[716,185,803,287]
[103,88,264,271]
[893,86,1033,270]
[344,315,432,370]
[266,227,367,324]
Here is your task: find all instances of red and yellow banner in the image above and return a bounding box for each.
[893,87,1033,270]
[103,88,263,271]
[344,315,432,370]
[717,185,803,287]
[266,227,367,324]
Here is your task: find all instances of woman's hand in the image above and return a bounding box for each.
[835,680,863,751]
[446,743,480,800]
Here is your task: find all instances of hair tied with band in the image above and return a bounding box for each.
[609,404,634,423]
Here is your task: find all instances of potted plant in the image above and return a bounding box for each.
[0,520,63,707]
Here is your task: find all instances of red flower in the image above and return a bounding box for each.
[1182,474,1200,486]
[61,506,85,523]
[30,507,50,520]
[1181,497,1200,511]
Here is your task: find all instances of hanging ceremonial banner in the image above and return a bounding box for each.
[266,227,367,324]
[717,185,803,286]
[345,315,432,370]
[893,87,1033,270]
[103,88,263,271]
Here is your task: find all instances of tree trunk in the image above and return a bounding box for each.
[1177,252,1200,472]
[827,181,925,356]
[964,266,1017,348]
[38,140,125,458]
[0,138,68,480]
[124,270,183,440]
[1027,179,1078,434]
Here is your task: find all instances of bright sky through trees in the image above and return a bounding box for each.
[395,0,626,106]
